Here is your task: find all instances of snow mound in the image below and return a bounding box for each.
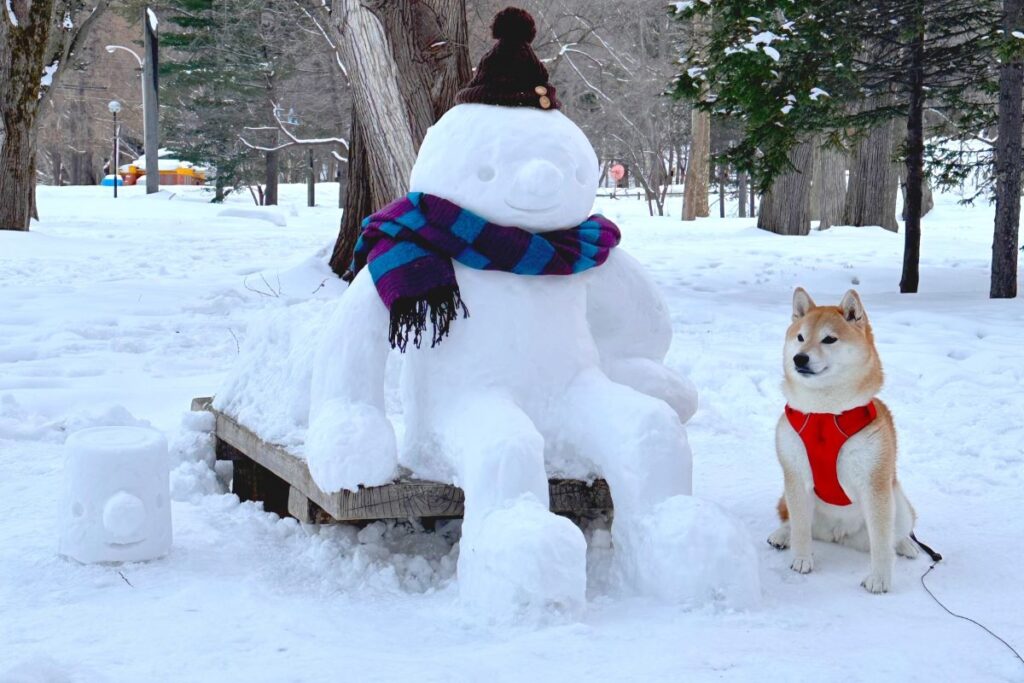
[213,299,330,451]
[633,496,761,609]
[169,410,221,501]
[127,190,176,201]
[0,396,150,443]
[217,206,288,227]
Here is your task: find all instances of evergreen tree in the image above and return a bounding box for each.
[160,0,308,201]
[672,0,999,292]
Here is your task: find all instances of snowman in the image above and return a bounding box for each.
[308,8,757,613]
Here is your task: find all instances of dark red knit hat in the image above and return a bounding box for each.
[455,7,560,111]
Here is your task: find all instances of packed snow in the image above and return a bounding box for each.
[0,183,1022,681]
[59,425,172,564]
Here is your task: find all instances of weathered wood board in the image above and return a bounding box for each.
[191,397,613,523]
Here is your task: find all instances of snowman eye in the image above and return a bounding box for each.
[476,165,496,182]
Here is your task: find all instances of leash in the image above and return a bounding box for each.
[912,532,1024,669]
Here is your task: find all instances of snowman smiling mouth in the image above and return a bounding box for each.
[504,198,558,213]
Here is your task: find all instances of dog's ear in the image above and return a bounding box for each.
[792,287,815,320]
[840,289,867,326]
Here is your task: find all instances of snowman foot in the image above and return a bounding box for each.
[612,495,761,609]
[305,399,398,492]
[458,495,587,619]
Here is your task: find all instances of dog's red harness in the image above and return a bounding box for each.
[785,402,878,506]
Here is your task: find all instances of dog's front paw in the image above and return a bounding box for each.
[896,537,920,559]
[790,555,814,574]
[767,526,790,550]
[861,572,891,594]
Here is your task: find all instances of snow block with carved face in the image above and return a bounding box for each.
[59,426,172,564]
[307,7,758,615]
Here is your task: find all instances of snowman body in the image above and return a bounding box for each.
[307,104,758,614]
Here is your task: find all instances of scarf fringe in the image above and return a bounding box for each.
[388,286,470,352]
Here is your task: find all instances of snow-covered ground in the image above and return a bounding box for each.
[1,184,1022,682]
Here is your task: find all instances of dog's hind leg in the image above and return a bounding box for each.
[893,483,919,559]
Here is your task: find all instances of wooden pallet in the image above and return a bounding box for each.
[191,397,613,524]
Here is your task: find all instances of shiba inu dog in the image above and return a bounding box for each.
[767,288,919,593]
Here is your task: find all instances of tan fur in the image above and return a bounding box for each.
[768,288,919,594]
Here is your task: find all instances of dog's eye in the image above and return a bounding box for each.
[822,335,838,344]
[797,334,804,342]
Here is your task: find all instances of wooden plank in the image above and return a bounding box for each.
[192,397,613,522]
[287,486,334,524]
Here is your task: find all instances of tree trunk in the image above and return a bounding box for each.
[0,0,55,231]
[330,106,373,276]
[900,169,933,220]
[264,149,279,206]
[143,6,160,194]
[750,183,756,217]
[682,108,710,220]
[844,117,899,232]
[307,149,316,207]
[757,141,814,236]
[683,13,711,221]
[992,0,1023,298]
[808,143,820,222]
[737,171,748,218]
[717,163,726,218]
[901,8,925,294]
[817,145,847,230]
[326,0,469,275]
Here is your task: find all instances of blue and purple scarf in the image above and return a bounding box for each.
[346,192,620,351]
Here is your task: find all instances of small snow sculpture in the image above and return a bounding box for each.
[308,7,758,613]
[59,426,172,564]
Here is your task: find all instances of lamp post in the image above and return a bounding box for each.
[108,100,122,198]
[105,8,159,194]
[105,45,146,185]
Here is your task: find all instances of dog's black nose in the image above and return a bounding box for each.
[793,353,810,368]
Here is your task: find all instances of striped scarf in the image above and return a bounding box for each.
[347,192,620,352]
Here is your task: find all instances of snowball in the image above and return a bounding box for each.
[59,426,172,564]
[631,496,760,609]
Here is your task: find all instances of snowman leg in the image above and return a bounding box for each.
[435,392,587,616]
[560,369,695,594]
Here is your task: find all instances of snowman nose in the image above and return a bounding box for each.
[512,159,563,200]
[103,491,146,542]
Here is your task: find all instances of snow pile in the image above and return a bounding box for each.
[168,409,222,501]
[631,496,761,609]
[217,206,288,227]
[213,299,326,452]
[0,396,150,443]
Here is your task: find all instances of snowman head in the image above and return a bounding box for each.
[409,7,599,233]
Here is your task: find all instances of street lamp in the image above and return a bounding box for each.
[108,100,122,199]
[105,45,145,147]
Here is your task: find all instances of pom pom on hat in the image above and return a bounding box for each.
[491,7,536,43]
[456,7,560,111]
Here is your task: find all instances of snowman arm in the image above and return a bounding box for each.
[305,267,400,491]
[310,267,391,413]
[587,250,697,423]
